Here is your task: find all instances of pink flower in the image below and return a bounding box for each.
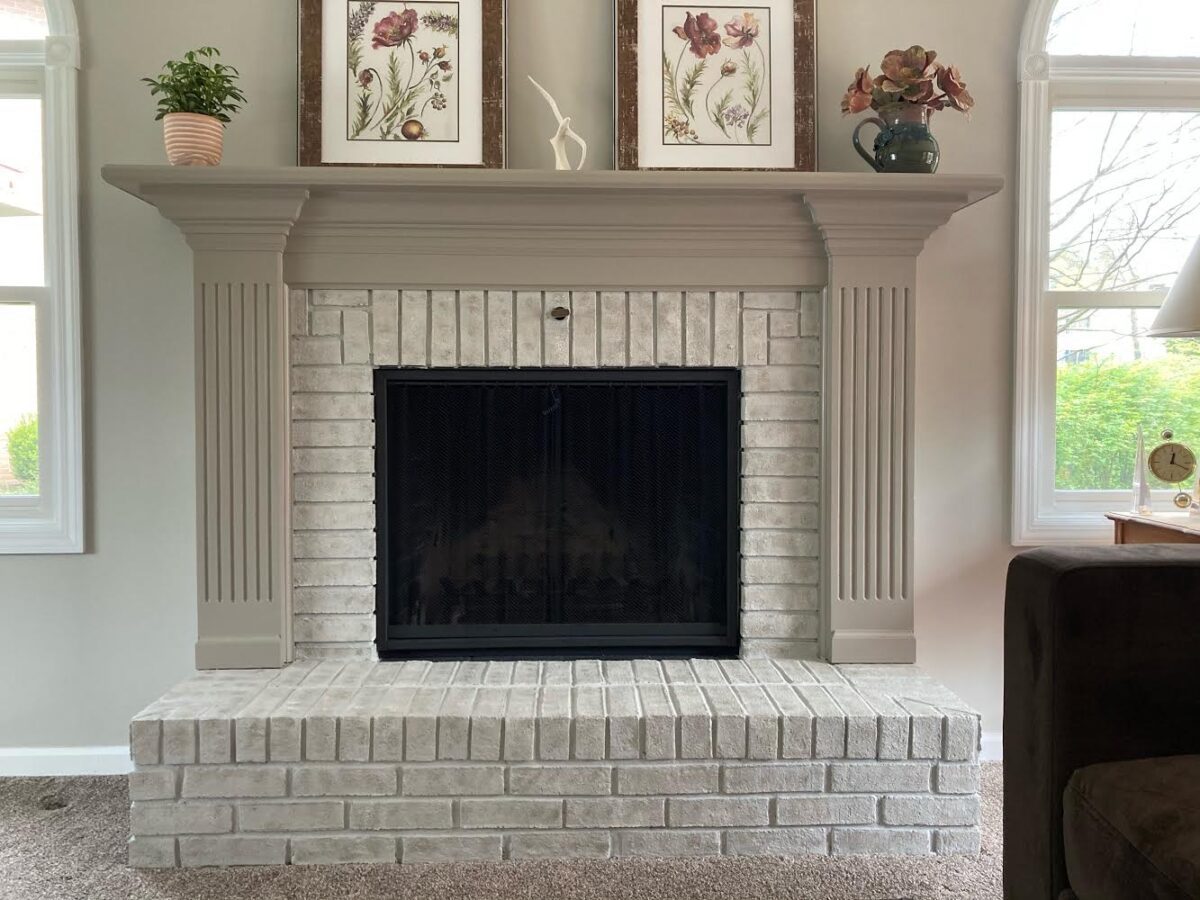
[878,45,939,95]
[841,66,874,115]
[938,65,975,113]
[904,78,938,106]
[371,9,418,49]
[722,12,760,49]
[672,12,721,58]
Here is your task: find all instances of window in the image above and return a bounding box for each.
[1014,0,1200,543]
[0,0,82,553]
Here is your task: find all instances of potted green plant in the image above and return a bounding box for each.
[142,47,246,166]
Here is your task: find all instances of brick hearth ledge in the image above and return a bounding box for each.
[129,659,980,867]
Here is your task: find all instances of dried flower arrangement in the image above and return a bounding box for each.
[841,46,974,116]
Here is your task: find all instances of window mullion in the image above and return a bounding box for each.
[1048,290,1167,309]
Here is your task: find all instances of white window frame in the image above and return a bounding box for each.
[0,0,82,554]
[1013,0,1200,544]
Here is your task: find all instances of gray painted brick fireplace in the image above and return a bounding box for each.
[103,166,1001,868]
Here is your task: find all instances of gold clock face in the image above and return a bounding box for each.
[1149,441,1197,484]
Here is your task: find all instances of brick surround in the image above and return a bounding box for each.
[289,288,823,660]
[128,659,982,867]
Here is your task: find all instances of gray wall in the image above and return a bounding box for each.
[0,0,1020,748]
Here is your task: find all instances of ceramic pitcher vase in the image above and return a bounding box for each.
[852,104,940,174]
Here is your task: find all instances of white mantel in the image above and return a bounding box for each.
[102,166,1002,669]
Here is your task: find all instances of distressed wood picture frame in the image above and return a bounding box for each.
[299,0,505,167]
[615,0,815,170]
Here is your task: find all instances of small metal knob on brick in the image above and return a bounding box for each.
[549,306,570,320]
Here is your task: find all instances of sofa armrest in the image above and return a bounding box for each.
[1003,544,1200,900]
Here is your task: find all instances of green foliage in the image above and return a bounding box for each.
[348,35,364,75]
[1056,351,1200,490]
[5,414,38,490]
[680,60,706,119]
[142,47,247,123]
[742,50,767,144]
[747,108,769,143]
[711,88,734,137]
[351,89,373,139]
[1164,338,1200,358]
[663,51,682,115]
[378,51,406,138]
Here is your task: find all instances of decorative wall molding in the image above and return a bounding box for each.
[102,167,1001,668]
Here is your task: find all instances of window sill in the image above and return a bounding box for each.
[0,500,83,554]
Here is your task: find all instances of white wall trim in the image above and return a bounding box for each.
[0,3,84,555]
[980,731,1002,763]
[0,746,132,777]
[1012,0,1200,545]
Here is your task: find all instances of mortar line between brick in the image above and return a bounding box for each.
[454,290,462,366]
[482,290,490,366]
[562,290,572,367]
[700,294,710,367]
[593,291,601,367]
[424,291,432,366]
[510,292,517,368]
[624,292,631,368]
[736,293,744,366]
[678,292,685,367]
[652,291,659,365]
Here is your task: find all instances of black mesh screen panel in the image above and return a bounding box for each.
[375,369,739,658]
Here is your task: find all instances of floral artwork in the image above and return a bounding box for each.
[345,1,460,142]
[661,7,771,146]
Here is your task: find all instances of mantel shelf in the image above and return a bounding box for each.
[103,164,1002,205]
[101,165,1004,291]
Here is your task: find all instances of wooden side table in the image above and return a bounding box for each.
[1106,512,1200,544]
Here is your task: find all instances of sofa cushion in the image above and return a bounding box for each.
[1064,755,1200,899]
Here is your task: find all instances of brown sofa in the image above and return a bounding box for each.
[1004,545,1200,900]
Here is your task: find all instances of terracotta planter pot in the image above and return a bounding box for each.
[162,112,224,166]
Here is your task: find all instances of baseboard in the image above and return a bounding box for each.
[828,629,917,663]
[980,731,1002,762]
[0,746,132,777]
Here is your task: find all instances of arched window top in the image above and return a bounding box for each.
[1046,0,1200,57]
[0,0,48,40]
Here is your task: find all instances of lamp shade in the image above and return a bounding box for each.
[1149,237,1200,337]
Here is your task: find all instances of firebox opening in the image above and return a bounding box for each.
[374,368,740,659]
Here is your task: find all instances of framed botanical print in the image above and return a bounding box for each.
[615,0,815,170]
[299,0,505,167]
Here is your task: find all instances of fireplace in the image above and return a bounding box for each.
[374,368,740,658]
[109,168,996,870]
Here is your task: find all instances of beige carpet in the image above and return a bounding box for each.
[0,764,1001,900]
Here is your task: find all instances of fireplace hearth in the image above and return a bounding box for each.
[374,369,740,658]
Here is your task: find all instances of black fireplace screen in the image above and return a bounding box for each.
[374,368,740,658]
